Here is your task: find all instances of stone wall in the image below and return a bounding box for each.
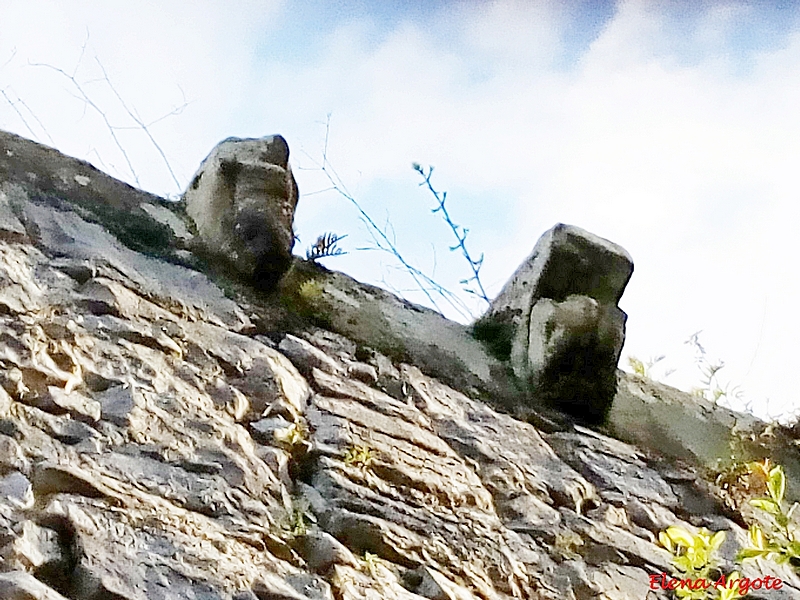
[1,130,798,600]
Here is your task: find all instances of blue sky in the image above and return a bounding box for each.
[2,0,800,420]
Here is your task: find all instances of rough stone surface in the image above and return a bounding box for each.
[278,260,514,402]
[476,223,634,424]
[2,130,800,600]
[527,295,627,424]
[0,130,193,260]
[183,135,299,290]
[0,570,72,599]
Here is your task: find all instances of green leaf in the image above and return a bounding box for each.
[750,498,781,514]
[749,524,765,549]
[788,541,800,558]
[769,465,786,504]
[709,530,726,552]
[666,526,697,548]
[673,556,691,571]
[737,547,769,560]
[719,584,744,600]
[628,356,647,377]
[659,531,674,552]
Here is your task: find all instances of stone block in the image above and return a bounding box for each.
[476,224,633,424]
[184,135,299,290]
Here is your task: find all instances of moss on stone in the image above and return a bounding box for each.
[278,261,333,329]
[535,332,618,426]
[30,188,177,259]
[471,317,515,362]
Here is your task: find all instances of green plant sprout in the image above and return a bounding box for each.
[273,421,311,452]
[361,551,393,586]
[552,530,584,560]
[344,444,375,470]
[289,504,309,537]
[280,498,315,540]
[658,526,737,600]
[298,279,324,303]
[737,462,800,566]
[627,355,666,379]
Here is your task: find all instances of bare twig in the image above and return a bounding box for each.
[1,48,17,71]
[73,30,90,79]
[413,163,491,306]
[301,114,475,321]
[28,35,188,193]
[93,58,185,191]
[685,331,743,406]
[85,147,114,173]
[300,186,338,197]
[1,88,55,145]
[30,59,142,186]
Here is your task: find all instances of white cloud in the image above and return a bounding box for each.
[2,1,799,418]
[0,0,283,193]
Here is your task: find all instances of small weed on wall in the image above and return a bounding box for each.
[657,461,799,599]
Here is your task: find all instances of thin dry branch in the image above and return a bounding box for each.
[413,163,490,306]
[1,88,55,146]
[30,59,142,186]
[1,46,51,143]
[93,58,185,191]
[28,38,188,193]
[301,114,475,321]
[1,48,17,71]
